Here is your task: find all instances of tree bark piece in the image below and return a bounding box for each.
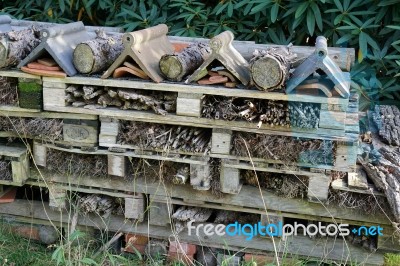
[372,105,400,146]
[73,31,123,74]
[159,42,211,82]
[0,27,41,68]
[250,47,295,91]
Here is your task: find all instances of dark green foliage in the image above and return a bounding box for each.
[1,0,400,109]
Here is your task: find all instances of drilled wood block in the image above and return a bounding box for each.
[48,187,67,209]
[190,158,211,190]
[220,161,242,194]
[335,144,358,170]
[176,93,202,117]
[63,119,98,145]
[33,142,47,167]
[125,194,145,222]
[43,86,66,110]
[108,154,127,177]
[307,174,330,203]
[211,128,232,155]
[0,145,29,186]
[319,110,346,130]
[149,200,172,227]
[99,118,119,146]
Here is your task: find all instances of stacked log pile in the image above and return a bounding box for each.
[0,158,12,181]
[0,116,63,142]
[202,96,320,129]
[232,132,335,165]
[46,149,107,178]
[372,105,400,146]
[243,171,308,199]
[66,85,177,115]
[77,193,121,218]
[0,77,18,106]
[118,121,211,154]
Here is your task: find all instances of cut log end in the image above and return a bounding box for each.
[73,44,95,74]
[251,56,283,91]
[159,55,183,81]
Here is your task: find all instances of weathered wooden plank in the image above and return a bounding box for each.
[63,121,98,145]
[0,70,42,79]
[125,194,145,222]
[43,87,66,110]
[307,174,330,203]
[0,144,29,186]
[32,142,47,167]
[0,109,97,119]
[331,179,384,196]
[319,110,346,130]
[28,169,391,225]
[48,109,354,142]
[107,154,127,177]
[176,97,202,117]
[211,128,232,155]
[348,167,368,190]
[220,160,242,194]
[42,76,348,105]
[0,200,385,266]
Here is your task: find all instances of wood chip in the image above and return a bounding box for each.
[37,58,58,67]
[27,62,61,71]
[113,66,149,79]
[21,66,66,78]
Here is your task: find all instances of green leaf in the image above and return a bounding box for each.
[387,25,400,30]
[250,1,272,14]
[359,32,368,60]
[336,34,354,44]
[58,0,65,13]
[79,258,97,265]
[295,2,309,18]
[270,3,279,23]
[139,1,147,19]
[310,2,322,31]
[365,33,379,50]
[306,9,315,36]
[227,2,233,17]
[334,14,344,25]
[333,0,344,12]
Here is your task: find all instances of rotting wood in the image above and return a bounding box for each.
[0,27,41,68]
[250,47,296,91]
[160,42,211,82]
[73,30,123,74]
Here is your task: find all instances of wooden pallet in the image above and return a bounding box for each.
[27,169,391,227]
[0,108,99,147]
[0,144,29,186]
[32,142,213,191]
[0,199,387,265]
[37,75,356,140]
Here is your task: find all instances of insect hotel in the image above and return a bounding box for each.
[0,15,399,265]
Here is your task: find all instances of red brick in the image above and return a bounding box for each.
[12,226,40,241]
[244,253,275,264]
[0,188,17,203]
[169,241,197,255]
[168,250,195,265]
[125,234,149,245]
[124,234,148,254]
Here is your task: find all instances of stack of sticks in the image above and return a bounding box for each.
[118,121,212,154]
[197,67,238,88]
[202,96,321,129]
[21,58,66,78]
[77,194,116,218]
[66,85,176,115]
[0,158,12,181]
